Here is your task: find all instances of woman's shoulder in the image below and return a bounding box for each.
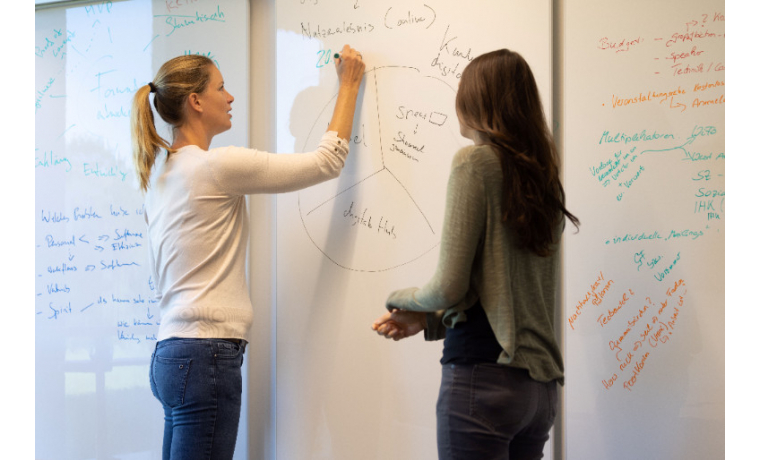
[168,144,211,162]
[199,145,258,165]
[451,144,501,172]
[175,144,247,156]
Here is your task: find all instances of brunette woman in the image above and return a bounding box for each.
[372,48,578,460]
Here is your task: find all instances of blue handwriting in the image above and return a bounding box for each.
[156,5,226,37]
[48,301,72,320]
[100,259,140,271]
[35,150,72,171]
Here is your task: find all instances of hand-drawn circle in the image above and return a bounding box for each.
[298,66,467,272]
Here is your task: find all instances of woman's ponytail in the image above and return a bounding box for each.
[131,84,173,192]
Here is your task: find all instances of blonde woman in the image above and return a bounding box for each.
[132,45,364,459]
[373,49,579,460]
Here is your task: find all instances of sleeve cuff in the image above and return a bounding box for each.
[322,130,350,156]
[423,311,446,341]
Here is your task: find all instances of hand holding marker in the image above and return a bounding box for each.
[334,51,363,62]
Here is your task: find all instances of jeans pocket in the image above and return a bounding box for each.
[470,364,530,430]
[215,341,244,360]
[151,355,192,408]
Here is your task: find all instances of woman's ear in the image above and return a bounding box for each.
[187,92,203,114]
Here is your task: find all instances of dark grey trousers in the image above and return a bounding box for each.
[436,363,558,460]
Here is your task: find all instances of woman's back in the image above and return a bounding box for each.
[145,145,252,341]
[439,144,564,382]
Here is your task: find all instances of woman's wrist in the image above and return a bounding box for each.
[419,312,428,330]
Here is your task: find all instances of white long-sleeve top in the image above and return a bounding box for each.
[145,131,349,341]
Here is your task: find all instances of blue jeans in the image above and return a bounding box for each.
[149,338,247,460]
[436,363,558,460]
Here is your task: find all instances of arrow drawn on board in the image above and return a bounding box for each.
[641,135,695,156]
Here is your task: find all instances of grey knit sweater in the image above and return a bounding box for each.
[386,144,564,384]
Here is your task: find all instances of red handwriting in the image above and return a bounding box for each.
[592,279,614,306]
[597,289,634,327]
[569,271,608,330]
[611,86,690,109]
[666,279,684,296]
[165,0,200,13]
[672,61,724,77]
[609,79,723,113]
[649,316,671,347]
[597,306,620,327]
[667,45,705,64]
[598,36,643,53]
[598,11,724,87]
[619,351,634,372]
[666,29,718,47]
[602,373,618,390]
[627,298,652,330]
[692,94,725,108]
[623,352,650,391]
[668,306,680,329]
[658,298,669,315]
[639,322,652,342]
[600,280,687,391]
[609,331,629,361]
[693,80,724,92]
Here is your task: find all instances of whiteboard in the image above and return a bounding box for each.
[34,1,249,458]
[274,1,552,459]
[561,1,725,459]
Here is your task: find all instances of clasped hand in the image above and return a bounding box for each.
[371,309,426,341]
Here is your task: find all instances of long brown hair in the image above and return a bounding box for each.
[131,55,215,192]
[456,49,579,256]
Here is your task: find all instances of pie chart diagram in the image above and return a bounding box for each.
[298,66,467,272]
